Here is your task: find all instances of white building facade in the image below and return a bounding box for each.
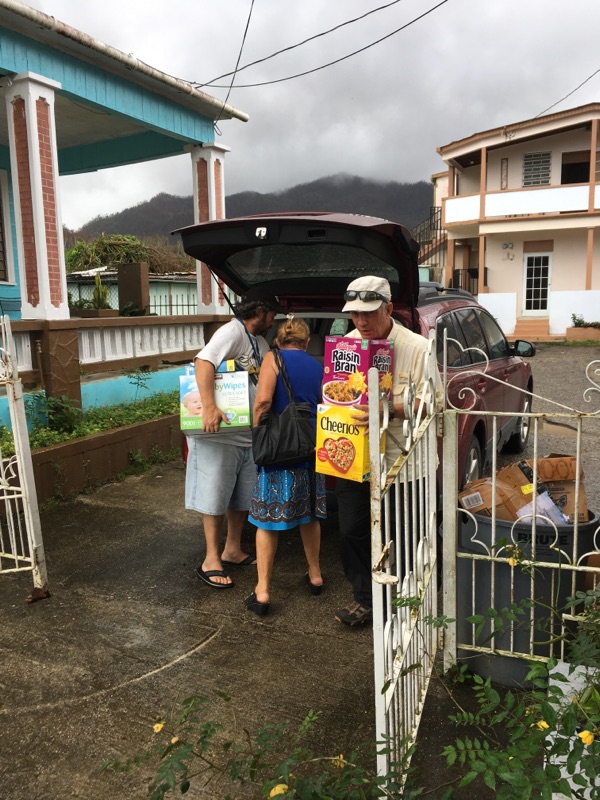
[436,103,600,338]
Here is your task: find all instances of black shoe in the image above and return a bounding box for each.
[335,602,372,626]
[305,572,324,596]
[245,592,270,616]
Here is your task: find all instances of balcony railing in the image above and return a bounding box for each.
[444,184,599,225]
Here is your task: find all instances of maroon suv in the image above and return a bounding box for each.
[176,212,535,487]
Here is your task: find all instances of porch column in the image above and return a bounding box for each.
[4,72,69,320]
[189,143,230,313]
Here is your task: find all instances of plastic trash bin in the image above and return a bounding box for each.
[456,510,599,686]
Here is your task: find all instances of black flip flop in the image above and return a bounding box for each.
[195,566,235,589]
[221,554,257,568]
[245,592,270,616]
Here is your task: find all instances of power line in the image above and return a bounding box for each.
[214,0,255,126]
[535,67,600,119]
[197,0,407,88]
[201,0,450,90]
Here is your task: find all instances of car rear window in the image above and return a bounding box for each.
[226,243,400,287]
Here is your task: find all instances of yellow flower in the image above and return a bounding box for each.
[171,736,179,745]
[153,722,165,733]
[269,785,289,797]
[536,720,549,730]
[508,557,517,568]
[332,754,345,768]
[578,730,595,746]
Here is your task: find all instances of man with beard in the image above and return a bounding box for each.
[185,288,283,589]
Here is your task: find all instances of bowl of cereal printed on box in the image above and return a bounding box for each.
[322,371,367,406]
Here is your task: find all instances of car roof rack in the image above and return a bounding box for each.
[418,281,475,303]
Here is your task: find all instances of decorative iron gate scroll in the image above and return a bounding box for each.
[0,315,47,595]
[442,351,600,673]
[369,333,440,779]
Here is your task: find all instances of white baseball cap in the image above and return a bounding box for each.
[342,275,392,312]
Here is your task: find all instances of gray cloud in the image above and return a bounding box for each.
[28,0,600,228]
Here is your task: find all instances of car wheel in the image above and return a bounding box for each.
[503,392,532,454]
[462,436,482,489]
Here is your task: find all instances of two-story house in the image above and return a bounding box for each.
[435,103,600,339]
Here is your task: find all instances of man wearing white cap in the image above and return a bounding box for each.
[334,275,440,626]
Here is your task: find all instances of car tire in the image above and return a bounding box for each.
[503,392,532,454]
[462,436,482,489]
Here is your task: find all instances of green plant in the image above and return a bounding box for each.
[67,291,94,310]
[442,585,600,799]
[126,367,152,400]
[46,394,83,434]
[570,313,600,329]
[66,234,149,273]
[92,273,111,309]
[102,695,416,800]
[1,390,179,456]
[120,301,148,316]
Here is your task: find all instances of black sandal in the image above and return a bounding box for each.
[305,573,324,596]
[245,592,270,616]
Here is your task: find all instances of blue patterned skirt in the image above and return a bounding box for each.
[248,464,327,531]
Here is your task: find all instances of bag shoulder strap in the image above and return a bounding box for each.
[273,348,295,403]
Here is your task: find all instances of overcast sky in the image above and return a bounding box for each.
[25,0,600,229]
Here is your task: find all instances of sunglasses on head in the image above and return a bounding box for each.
[344,290,389,303]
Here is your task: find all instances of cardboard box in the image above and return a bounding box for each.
[315,404,370,482]
[180,370,250,431]
[497,456,587,523]
[458,478,525,521]
[322,336,393,406]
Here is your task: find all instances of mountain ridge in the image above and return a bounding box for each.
[73,173,433,240]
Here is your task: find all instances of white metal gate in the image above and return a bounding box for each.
[369,335,440,778]
[0,316,48,597]
[442,355,600,674]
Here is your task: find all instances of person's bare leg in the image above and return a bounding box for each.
[254,528,278,604]
[221,508,256,565]
[300,518,323,586]
[201,513,232,586]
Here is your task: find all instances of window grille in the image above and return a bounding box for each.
[523,152,551,186]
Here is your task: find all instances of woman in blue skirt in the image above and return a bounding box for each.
[246,317,326,616]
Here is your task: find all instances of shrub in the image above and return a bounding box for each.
[0,390,180,457]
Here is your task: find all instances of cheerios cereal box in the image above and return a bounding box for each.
[315,404,370,483]
[322,336,393,407]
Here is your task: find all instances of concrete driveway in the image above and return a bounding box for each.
[1,342,598,799]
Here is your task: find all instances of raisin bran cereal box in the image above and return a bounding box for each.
[315,404,370,483]
[322,336,393,406]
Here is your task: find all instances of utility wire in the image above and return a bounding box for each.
[534,67,600,119]
[214,0,255,126]
[196,0,407,88]
[201,0,449,90]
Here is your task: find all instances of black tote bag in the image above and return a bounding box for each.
[251,349,316,468]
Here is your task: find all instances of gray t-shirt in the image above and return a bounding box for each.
[193,318,270,446]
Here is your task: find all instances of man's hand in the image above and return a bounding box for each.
[196,358,230,432]
[202,404,230,433]
[350,407,369,428]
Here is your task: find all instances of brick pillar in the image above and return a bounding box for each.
[5,72,69,320]
[189,143,229,312]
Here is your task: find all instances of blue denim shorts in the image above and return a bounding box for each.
[185,436,256,515]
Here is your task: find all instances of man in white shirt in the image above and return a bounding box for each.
[185,289,282,589]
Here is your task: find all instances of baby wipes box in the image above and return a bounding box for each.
[322,336,393,407]
[315,404,370,483]
[180,364,250,431]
